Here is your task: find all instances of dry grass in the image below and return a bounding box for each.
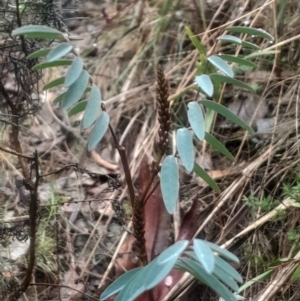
[2,0,300,300]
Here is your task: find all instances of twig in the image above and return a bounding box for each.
[0,145,34,160]
[29,283,99,301]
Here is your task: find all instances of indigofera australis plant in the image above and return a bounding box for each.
[11,21,275,301]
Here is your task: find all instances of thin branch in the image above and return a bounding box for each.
[29,283,99,301]
[108,123,136,207]
[0,145,34,159]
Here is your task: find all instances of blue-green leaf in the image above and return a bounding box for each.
[218,54,256,68]
[68,100,88,117]
[215,256,243,284]
[43,76,65,91]
[12,25,64,40]
[244,50,278,59]
[204,132,234,161]
[200,100,255,134]
[195,74,214,97]
[160,155,179,214]
[32,59,72,70]
[227,26,274,41]
[194,163,219,192]
[82,84,102,129]
[241,41,260,50]
[27,48,51,59]
[115,241,189,301]
[61,70,89,109]
[65,57,84,87]
[217,35,242,45]
[210,74,254,92]
[88,112,110,151]
[208,55,234,78]
[188,101,205,141]
[100,267,142,300]
[176,258,238,301]
[193,239,215,274]
[176,128,194,173]
[204,241,240,264]
[144,240,189,289]
[46,42,73,62]
[53,87,91,104]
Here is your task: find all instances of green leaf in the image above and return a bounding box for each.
[215,256,243,284]
[88,112,110,151]
[100,267,142,300]
[241,41,260,50]
[203,241,239,264]
[61,70,89,109]
[12,25,64,40]
[65,57,84,87]
[194,163,219,192]
[185,26,206,56]
[43,76,65,91]
[244,50,278,59]
[176,128,194,173]
[217,35,242,45]
[209,74,254,92]
[68,100,88,117]
[82,84,102,129]
[227,26,274,41]
[32,59,72,70]
[176,258,238,301]
[195,74,214,97]
[292,265,300,282]
[193,239,215,274]
[204,132,234,161]
[27,48,51,59]
[218,54,257,68]
[160,155,179,214]
[238,270,273,293]
[188,101,205,141]
[208,55,234,78]
[53,92,65,104]
[200,100,255,134]
[46,42,73,62]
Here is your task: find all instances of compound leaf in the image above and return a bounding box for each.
[68,100,88,117]
[61,70,89,109]
[27,48,51,59]
[88,112,109,151]
[65,57,84,87]
[12,25,64,40]
[218,54,256,68]
[210,74,254,92]
[204,132,234,161]
[193,239,215,274]
[227,26,274,41]
[200,100,254,134]
[161,155,179,214]
[82,84,102,129]
[188,101,205,141]
[46,42,73,62]
[208,55,234,78]
[32,59,72,70]
[204,241,240,264]
[217,35,242,45]
[195,74,214,97]
[43,76,65,91]
[100,267,142,300]
[177,128,194,173]
[194,163,219,192]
